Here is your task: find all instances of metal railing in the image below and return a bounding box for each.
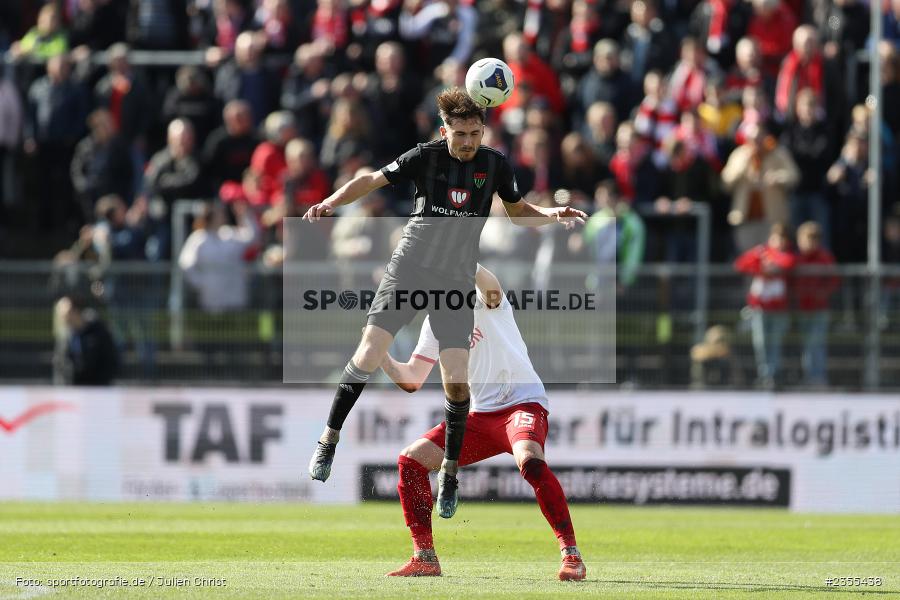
[1,49,293,69]
[2,259,899,390]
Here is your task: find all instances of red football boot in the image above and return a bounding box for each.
[386,556,442,577]
[558,554,586,581]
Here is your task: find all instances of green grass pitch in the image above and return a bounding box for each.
[0,502,898,599]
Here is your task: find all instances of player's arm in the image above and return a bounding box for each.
[503,199,587,229]
[381,352,436,393]
[305,145,424,221]
[475,264,503,309]
[302,171,389,222]
[494,156,586,229]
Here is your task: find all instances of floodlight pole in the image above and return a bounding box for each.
[864,3,883,390]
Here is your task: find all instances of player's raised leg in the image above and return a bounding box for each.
[509,409,585,581]
[308,325,394,481]
[436,348,470,518]
[387,439,444,577]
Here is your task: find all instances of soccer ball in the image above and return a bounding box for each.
[465,58,515,108]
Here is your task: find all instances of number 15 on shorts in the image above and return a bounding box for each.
[513,412,535,429]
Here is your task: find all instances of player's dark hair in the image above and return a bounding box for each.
[437,87,486,126]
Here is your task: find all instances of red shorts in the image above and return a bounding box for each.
[422,402,549,467]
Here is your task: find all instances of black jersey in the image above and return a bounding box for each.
[380,139,521,281]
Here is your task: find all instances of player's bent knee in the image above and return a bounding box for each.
[399,439,443,471]
[353,343,388,371]
[398,445,418,459]
[353,326,393,370]
[513,441,545,470]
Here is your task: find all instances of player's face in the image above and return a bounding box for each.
[441,118,485,162]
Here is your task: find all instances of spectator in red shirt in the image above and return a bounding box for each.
[609,121,659,206]
[311,0,351,54]
[283,138,331,211]
[249,111,296,206]
[669,37,720,113]
[746,0,797,78]
[792,221,839,386]
[499,32,566,119]
[775,26,825,122]
[262,138,332,230]
[734,222,796,388]
[633,71,678,166]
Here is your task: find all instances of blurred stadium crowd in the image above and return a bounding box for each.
[0,0,898,265]
[1,0,900,388]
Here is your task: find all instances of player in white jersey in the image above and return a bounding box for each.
[379,265,586,581]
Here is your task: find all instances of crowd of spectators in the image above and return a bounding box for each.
[0,0,898,318]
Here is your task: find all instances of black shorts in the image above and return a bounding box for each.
[366,259,475,351]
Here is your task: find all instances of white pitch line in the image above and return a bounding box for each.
[0,580,55,600]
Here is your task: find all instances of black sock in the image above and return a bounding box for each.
[443,397,470,463]
[326,360,372,431]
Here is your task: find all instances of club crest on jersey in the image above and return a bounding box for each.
[448,188,470,208]
[474,172,487,188]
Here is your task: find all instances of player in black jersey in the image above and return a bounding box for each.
[303,88,586,519]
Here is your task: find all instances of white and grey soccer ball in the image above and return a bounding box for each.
[465,58,515,108]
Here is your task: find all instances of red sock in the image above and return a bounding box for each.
[521,458,577,549]
[397,455,434,552]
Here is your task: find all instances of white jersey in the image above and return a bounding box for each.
[411,294,549,413]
